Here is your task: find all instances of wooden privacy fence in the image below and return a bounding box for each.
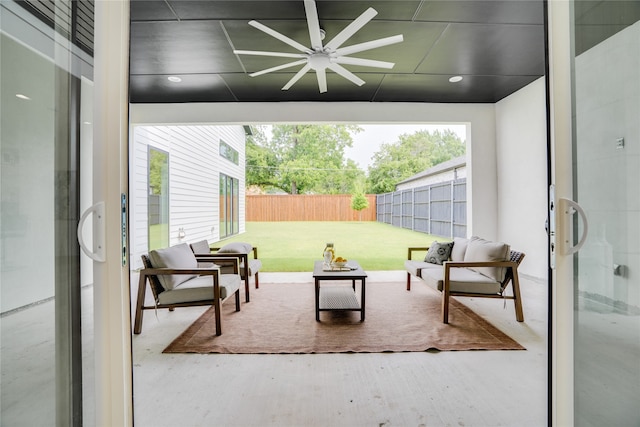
[246,194,377,221]
[376,178,467,238]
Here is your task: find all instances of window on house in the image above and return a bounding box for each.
[219,141,239,165]
[148,147,169,250]
[219,173,239,238]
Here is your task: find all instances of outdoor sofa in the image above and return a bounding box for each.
[405,236,525,323]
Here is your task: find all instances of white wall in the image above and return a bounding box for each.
[574,22,639,309]
[495,77,549,279]
[129,124,245,270]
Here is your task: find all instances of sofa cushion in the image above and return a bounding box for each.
[157,273,241,305]
[450,237,469,262]
[464,236,510,282]
[424,241,454,264]
[218,242,253,254]
[404,260,442,277]
[148,243,198,290]
[420,266,501,294]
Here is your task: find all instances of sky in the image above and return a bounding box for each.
[345,124,467,169]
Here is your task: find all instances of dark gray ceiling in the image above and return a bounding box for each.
[129,0,548,103]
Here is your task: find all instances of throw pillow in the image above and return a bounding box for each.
[218,242,253,254]
[148,243,198,290]
[424,241,454,265]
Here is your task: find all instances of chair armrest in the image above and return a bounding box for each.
[141,266,220,276]
[210,247,258,259]
[407,247,430,260]
[194,255,240,274]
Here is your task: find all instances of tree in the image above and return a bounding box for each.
[351,192,370,221]
[366,129,465,193]
[248,124,365,194]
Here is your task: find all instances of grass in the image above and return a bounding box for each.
[213,221,445,272]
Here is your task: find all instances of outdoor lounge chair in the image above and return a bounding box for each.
[134,243,241,336]
[190,240,262,303]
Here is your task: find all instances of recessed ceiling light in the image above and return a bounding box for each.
[16,94,31,100]
[167,76,182,83]
[449,76,463,83]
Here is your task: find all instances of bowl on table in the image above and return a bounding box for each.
[332,258,348,268]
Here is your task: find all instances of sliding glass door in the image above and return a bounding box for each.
[1,1,94,425]
[550,0,640,424]
[147,147,169,250]
[570,2,640,425]
[219,173,239,238]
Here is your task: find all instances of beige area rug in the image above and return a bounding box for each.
[163,281,525,354]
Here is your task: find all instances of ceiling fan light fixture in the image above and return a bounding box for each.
[235,0,403,93]
[167,76,182,83]
[449,75,463,83]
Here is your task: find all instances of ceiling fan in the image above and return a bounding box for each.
[233,0,403,93]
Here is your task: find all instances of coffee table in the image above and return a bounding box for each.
[312,260,367,322]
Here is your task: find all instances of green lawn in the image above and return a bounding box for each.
[213,221,446,272]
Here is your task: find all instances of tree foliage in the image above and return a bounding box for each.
[351,192,370,221]
[366,129,465,194]
[246,124,366,194]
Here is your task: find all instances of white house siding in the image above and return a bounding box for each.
[395,167,467,191]
[129,124,246,270]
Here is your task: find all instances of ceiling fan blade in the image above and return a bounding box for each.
[282,64,311,90]
[332,57,395,69]
[234,50,307,59]
[327,63,365,87]
[316,68,327,93]
[334,34,404,57]
[324,7,378,51]
[249,59,308,77]
[248,20,311,53]
[303,0,323,50]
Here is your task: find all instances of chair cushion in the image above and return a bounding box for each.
[420,267,501,294]
[450,237,469,262]
[218,242,253,254]
[189,240,220,268]
[247,259,262,275]
[424,241,454,264]
[405,260,442,277]
[148,243,198,290]
[464,236,510,282]
[157,273,241,305]
[190,240,212,255]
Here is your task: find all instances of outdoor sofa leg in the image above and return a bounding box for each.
[406,272,411,291]
[235,289,241,311]
[133,273,147,334]
[511,268,525,322]
[442,268,450,324]
[255,272,259,289]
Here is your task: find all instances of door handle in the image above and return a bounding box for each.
[77,201,106,262]
[559,197,589,255]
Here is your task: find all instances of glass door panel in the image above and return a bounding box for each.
[571,2,640,424]
[1,1,91,424]
[147,147,169,250]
